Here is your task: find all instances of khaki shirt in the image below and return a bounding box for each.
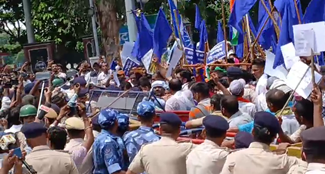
[26,145,79,174]
[220,142,304,174]
[186,139,230,174]
[128,136,194,174]
[287,163,307,174]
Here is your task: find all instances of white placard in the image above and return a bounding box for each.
[285,61,322,99]
[264,51,288,81]
[141,49,153,73]
[121,42,136,66]
[281,42,300,69]
[293,29,314,56]
[293,22,325,54]
[166,44,183,78]
[113,72,120,87]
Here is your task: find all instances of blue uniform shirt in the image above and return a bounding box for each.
[93,130,125,174]
[123,126,160,162]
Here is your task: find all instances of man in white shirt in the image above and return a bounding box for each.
[251,59,267,96]
[97,62,110,87]
[165,79,194,111]
[175,69,192,91]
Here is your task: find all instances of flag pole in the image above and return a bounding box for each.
[221,0,228,64]
[245,15,254,62]
[173,9,185,67]
[259,0,280,40]
[293,0,302,24]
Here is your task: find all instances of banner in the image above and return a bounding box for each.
[184,47,205,65]
[207,41,226,65]
[123,58,140,76]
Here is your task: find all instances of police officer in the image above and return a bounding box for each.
[19,105,37,124]
[186,115,230,174]
[127,112,194,174]
[289,126,325,174]
[22,122,79,174]
[220,111,305,174]
[93,109,126,174]
[123,101,160,162]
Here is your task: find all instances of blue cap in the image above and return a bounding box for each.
[21,122,47,139]
[117,114,129,132]
[78,89,89,98]
[203,115,229,132]
[137,101,155,117]
[98,109,118,129]
[301,126,325,150]
[254,111,281,134]
[24,82,35,94]
[234,132,254,149]
[160,112,182,126]
[73,77,87,86]
[227,67,243,77]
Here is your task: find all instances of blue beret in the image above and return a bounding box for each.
[117,114,129,132]
[73,77,87,86]
[301,126,325,150]
[137,101,155,117]
[24,82,35,94]
[98,109,118,129]
[235,132,253,149]
[21,122,47,139]
[254,111,281,134]
[203,115,229,132]
[160,112,182,126]
[227,67,243,77]
[78,89,89,98]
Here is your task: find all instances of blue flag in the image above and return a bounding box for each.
[217,21,224,43]
[248,14,257,36]
[195,4,202,30]
[131,13,153,61]
[153,8,173,61]
[273,0,301,68]
[228,0,257,36]
[167,0,182,38]
[257,0,277,51]
[303,0,325,23]
[316,53,325,66]
[198,20,208,52]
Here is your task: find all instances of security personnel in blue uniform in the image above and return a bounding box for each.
[123,101,160,163]
[186,115,231,174]
[127,112,194,174]
[93,109,126,174]
[117,113,130,168]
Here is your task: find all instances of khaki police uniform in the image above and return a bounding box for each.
[287,163,307,174]
[186,115,230,174]
[220,142,304,174]
[26,145,79,174]
[128,136,194,174]
[186,139,229,174]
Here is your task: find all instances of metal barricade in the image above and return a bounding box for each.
[88,89,149,115]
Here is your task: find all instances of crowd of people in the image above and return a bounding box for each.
[0,56,324,174]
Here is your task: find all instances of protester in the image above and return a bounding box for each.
[189,82,211,119]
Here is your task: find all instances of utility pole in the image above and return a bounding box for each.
[125,0,137,42]
[22,0,35,43]
[89,0,100,56]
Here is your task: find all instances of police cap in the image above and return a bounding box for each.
[65,117,85,130]
[254,111,281,135]
[160,112,182,127]
[203,115,229,133]
[301,126,325,151]
[21,122,47,139]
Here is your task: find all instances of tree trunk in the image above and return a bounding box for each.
[95,0,121,63]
